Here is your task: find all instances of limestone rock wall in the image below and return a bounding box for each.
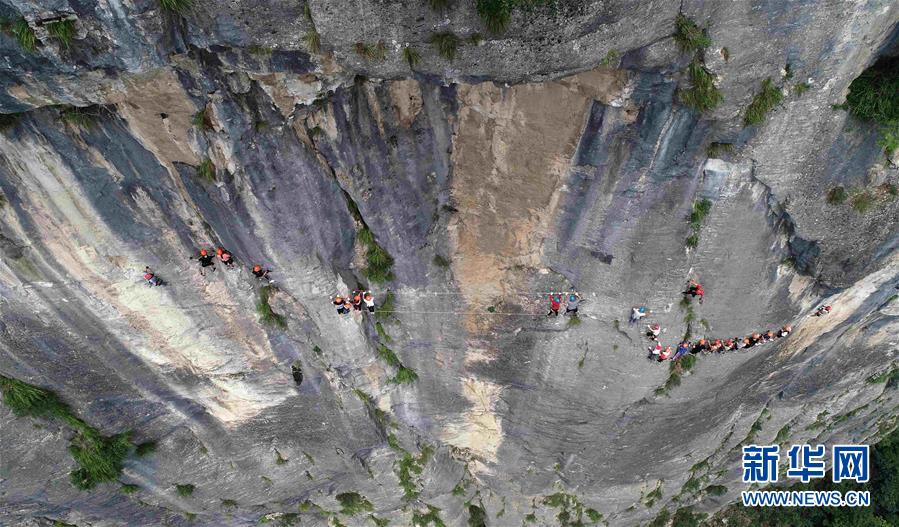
[0,1,898,526]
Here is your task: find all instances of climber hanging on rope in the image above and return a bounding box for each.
[143,266,162,287]
[217,247,235,267]
[547,292,563,317]
[630,306,648,325]
[647,323,661,341]
[683,279,704,304]
[195,248,216,276]
[252,264,272,282]
[565,292,581,316]
[363,291,376,313]
[813,305,832,317]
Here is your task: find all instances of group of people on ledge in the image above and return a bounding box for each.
[142,247,274,287]
[331,291,377,314]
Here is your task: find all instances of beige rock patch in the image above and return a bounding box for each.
[388,79,423,128]
[441,377,503,468]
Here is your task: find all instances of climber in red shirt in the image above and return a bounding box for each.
[547,292,562,317]
[683,279,704,304]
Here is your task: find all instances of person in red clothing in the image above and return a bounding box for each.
[547,292,563,317]
[659,346,673,361]
[216,247,235,267]
[683,279,704,304]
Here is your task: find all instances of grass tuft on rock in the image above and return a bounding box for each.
[377,344,401,368]
[354,41,387,61]
[303,31,321,54]
[46,19,76,49]
[390,366,419,385]
[256,285,287,329]
[707,142,733,157]
[744,78,783,126]
[336,492,374,515]
[0,375,133,490]
[403,45,421,68]
[196,158,215,182]
[135,441,156,457]
[826,186,848,204]
[850,190,874,214]
[175,483,195,497]
[60,106,97,128]
[429,32,461,61]
[121,483,140,494]
[678,58,722,113]
[674,14,711,53]
[7,18,37,52]
[159,0,192,13]
[476,0,511,34]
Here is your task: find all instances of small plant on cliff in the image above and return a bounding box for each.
[673,14,711,53]
[878,123,899,157]
[46,19,76,49]
[303,30,321,54]
[354,41,387,61]
[402,45,421,68]
[744,78,784,126]
[192,107,212,131]
[336,492,374,516]
[707,142,733,157]
[390,366,418,385]
[429,32,461,61]
[839,57,899,125]
[6,18,37,52]
[175,483,195,497]
[196,158,215,182]
[850,190,874,214]
[256,285,287,328]
[476,0,512,34]
[120,483,140,494]
[0,375,133,490]
[159,0,192,13]
[0,113,21,131]
[135,441,156,457]
[678,58,722,113]
[60,106,96,128]
[685,198,712,248]
[826,186,848,204]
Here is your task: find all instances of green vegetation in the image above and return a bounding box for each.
[474,0,552,34]
[839,57,899,128]
[375,322,392,343]
[60,106,97,128]
[395,445,432,500]
[681,475,702,495]
[567,315,581,327]
[390,366,418,385]
[826,185,848,204]
[46,19,76,49]
[412,505,445,527]
[0,112,21,131]
[135,441,156,457]
[120,483,140,494]
[196,158,215,182]
[644,481,663,507]
[303,31,321,54]
[6,18,37,52]
[354,41,387,61]
[402,45,421,68]
[705,484,728,496]
[0,375,135,490]
[679,58,723,113]
[256,285,287,328]
[452,482,466,497]
[542,491,602,526]
[433,254,450,268]
[369,515,390,527]
[467,504,487,527]
[878,125,899,156]
[336,492,373,515]
[774,424,791,444]
[428,0,451,9]
[867,366,899,384]
[673,14,711,53]
[429,32,461,61]
[192,107,212,131]
[275,449,288,465]
[711,425,899,526]
[707,142,733,157]
[159,0,192,13]
[671,507,706,526]
[685,198,712,248]
[353,389,390,429]
[850,190,875,213]
[794,82,811,97]
[221,498,238,509]
[375,292,396,322]
[600,49,620,67]
[356,227,395,284]
[175,483,195,497]
[744,78,784,126]
[648,509,671,527]
[377,344,401,368]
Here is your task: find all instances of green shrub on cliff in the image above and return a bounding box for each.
[46,19,76,49]
[744,78,784,126]
[429,32,461,61]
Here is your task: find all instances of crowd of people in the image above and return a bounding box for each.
[331,290,377,315]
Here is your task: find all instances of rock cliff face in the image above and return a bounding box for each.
[1,1,898,526]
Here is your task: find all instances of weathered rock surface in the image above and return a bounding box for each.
[0,1,898,526]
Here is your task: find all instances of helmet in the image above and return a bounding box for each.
[334,295,343,302]
[253,265,262,272]
[784,325,792,332]
[569,294,577,302]
[216,248,223,256]
[651,323,660,330]
[364,293,373,300]
[825,305,832,312]
[200,249,208,256]
[144,273,153,280]
[698,338,706,344]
